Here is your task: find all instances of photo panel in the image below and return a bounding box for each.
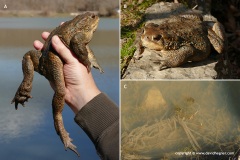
[121,81,240,159]
[120,1,238,79]
[0,0,119,159]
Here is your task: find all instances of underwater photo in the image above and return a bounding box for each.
[121,81,240,159]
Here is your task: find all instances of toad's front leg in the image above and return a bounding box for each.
[49,53,79,156]
[69,34,90,70]
[133,28,145,61]
[151,46,196,70]
[69,34,103,73]
[11,50,41,109]
[86,45,104,73]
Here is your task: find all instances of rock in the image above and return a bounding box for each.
[123,49,217,79]
[122,2,220,79]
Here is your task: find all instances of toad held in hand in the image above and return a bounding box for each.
[11,12,103,156]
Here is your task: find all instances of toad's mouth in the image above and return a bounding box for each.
[92,18,100,32]
[141,35,164,51]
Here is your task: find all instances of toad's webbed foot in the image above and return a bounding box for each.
[54,107,80,157]
[11,50,39,110]
[59,128,80,157]
[11,86,32,110]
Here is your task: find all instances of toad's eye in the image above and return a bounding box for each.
[91,15,96,19]
[153,35,161,41]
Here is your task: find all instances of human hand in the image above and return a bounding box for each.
[33,32,101,114]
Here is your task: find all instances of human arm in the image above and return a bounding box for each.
[74,93,119,160]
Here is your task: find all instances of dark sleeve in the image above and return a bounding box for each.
[74,93,119,160]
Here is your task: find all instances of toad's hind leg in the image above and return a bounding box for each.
[204,15,227,53]
[11,50,41,109]
[50,54,79,156]
[153,46,195,70]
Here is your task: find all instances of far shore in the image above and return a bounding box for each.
[0,10,119,18]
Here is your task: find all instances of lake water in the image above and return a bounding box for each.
[0,17,119,30]
[0,17,119,160]
[121,81,240,159]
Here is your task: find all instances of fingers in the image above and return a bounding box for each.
[33,40,43,50]
[34,30,78,65]
[52,35,77,64]
[34,33,77,64]
[33,31,50,50]
[42,32,50,41]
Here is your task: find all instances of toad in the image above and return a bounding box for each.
[11,12,103,156]
[134,13,226,70]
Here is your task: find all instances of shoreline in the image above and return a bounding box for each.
[0,10,119,18]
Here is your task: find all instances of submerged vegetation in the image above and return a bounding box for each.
[121,82,240,159]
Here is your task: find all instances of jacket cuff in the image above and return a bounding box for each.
[74,93,119,143]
